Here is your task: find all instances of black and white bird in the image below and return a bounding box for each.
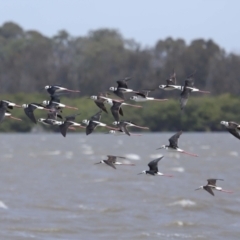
[90,93,110,113]
[43,94,78,110]
[38,111,62,126]
[22,103,49,123]
[138,156,173,176]
[159,69,182,91]
[59,113,85,137]
[220,121,240,140]
[109,77,139,99]
[157,131,198,157]
[105,98,142,121]
[94,155,135,169]
[44,85,80,95]
[130,89,168,102]
[82,111,116,135]
[180,72,210,110]
[195,179,233,196]
[0,100,22,123]
[112,120,149,136]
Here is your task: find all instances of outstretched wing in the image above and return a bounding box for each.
[169,131,182,148]
[86,121,98,135]
[207,179,223,186]
[90,111,102,121]
[227,128,240,140]
[24,107,37,124]
[59,122,72,137]
[94,101,108,113]
[148,156,164,172]
[65,113,80,121]
[204,186,214,196]
[166,69,176,85]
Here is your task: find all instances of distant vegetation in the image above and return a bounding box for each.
[0,93,239,132]
[0,22,239,132]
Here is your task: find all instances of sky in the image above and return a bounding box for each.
[0,0,239,53]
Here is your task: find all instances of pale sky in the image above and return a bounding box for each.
[0,0,239,53]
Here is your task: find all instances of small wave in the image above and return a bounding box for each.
[156,232,205,239]
[81,144,93,155]
[229,151,238,157]
[149,153,164,159]
[200,145,210,150]
[167,221,195,227]
[78,204,95,211]
[125,153,140,160]
[44,150,61,156]
[171,167,185,173]
[168,199,196,207]
[0,201,8,210]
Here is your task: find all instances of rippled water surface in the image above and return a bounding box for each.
[0,133,240,240]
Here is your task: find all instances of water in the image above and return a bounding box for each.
[0,133,240,240]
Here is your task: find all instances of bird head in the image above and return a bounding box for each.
[22,104,28,108]
[220,121,228,127]
[90,95,97,100]
[159,85,165,89]
[109,130,116,134]
[44,85,50,89]
[112,121,120,126]
[130,96,137,100]
[82,119,89,125]
[109,87,116,91]
[42,100,49,105]
[38,118,44,122]
[137,170,146,175]
[156,145,167,150]
[94,160,104,165]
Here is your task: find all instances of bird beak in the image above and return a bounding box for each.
[137,172,144,175]
[195,187,201,191]
[94,162,101,165]
[156,147,163,150]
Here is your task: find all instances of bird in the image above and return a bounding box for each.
[157,131,198,157]
[82,111,116,135]
[22,103,50,124]
[159,69,183,91]
[195,179,233,196]
[180,71,210,111]
[90,92,110,113]
[44,85,80,95]
[0,100,21,123]
[138,156,173,176]
[109,77,139,99]
[94,155,135,169]
[38,111,62,126]
[130,89,168,102]
[59,113,85,137]
[105,98,142,121]
[112,120,149,136]
[220,121,240,140]
[42,94,78,110]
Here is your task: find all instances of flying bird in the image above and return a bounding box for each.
[138,156,173,176]
[94,155,135,169]
[130,89,168,102]
[195,179,233,196]
[220,121,240,140]
[157,131,198,157]
[44,85,80,95]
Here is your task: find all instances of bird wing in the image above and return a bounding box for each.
[180,88,191,110]
[169,131,182,148]
[24,107,37,124]
[59,122,72,137]
[207,179,223,186]
[90,111,102,121]
[107,155,117,163]
[227,128,240,140]
[86,121,98,135]
[204,186,214,196]
[148,156,164,172]
[119,107,124,116]
[104,160,116,169]
[166,69,177,85]
[94,101,108,113]
[116,77,131,88]
[0,108,6,123]
[118,122,130,136]
[111,102,122,121]
[185,71,196,87]
[114,89,125,100]
[136,92,146,98]
[65,113,80,121]
[228,121,240,129]
[50,94,61,103]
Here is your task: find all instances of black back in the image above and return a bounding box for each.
[148,156,164,173]
[169,131,182,148]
